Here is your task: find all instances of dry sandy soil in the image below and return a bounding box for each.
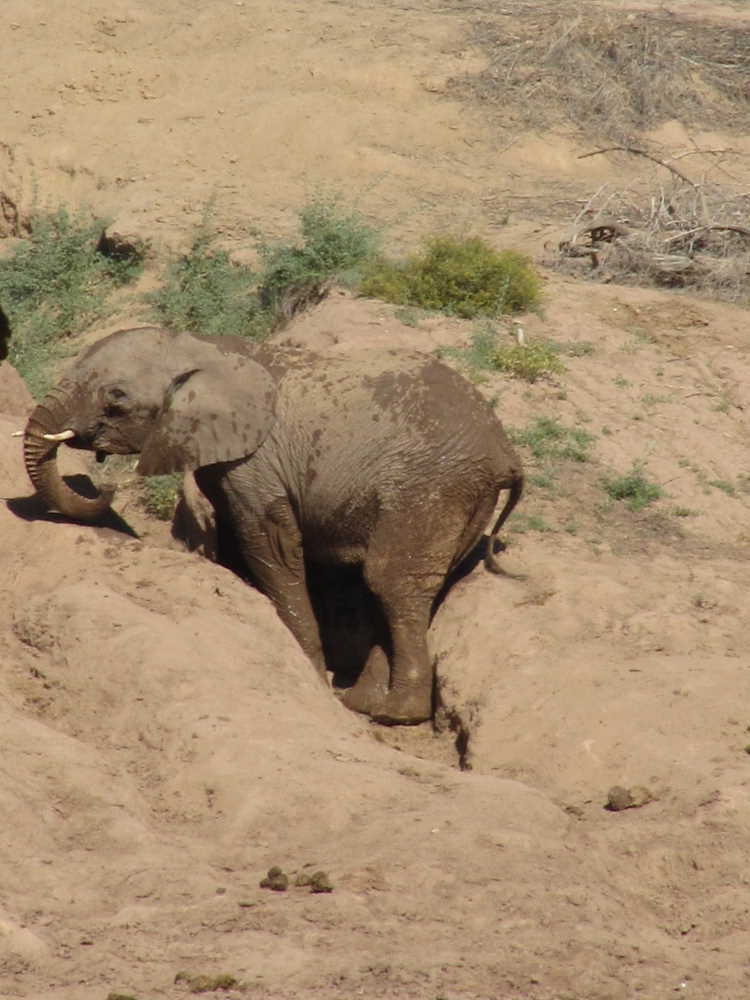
[3,2,750,999]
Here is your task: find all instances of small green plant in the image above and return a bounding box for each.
[560,340,595,357]
[671,505,697,517]
[708,479,737,497]
[529,470,557,490]
[443,325,564,383]
[258,196,377,309]
[511,417,594,463]
[393,305,424,327]
[510,512,554,533]
[174,971,240,993]
[641,393,672,407]
[148,221,265,339]
[602,463,663,511]
[488,339,565,382]
[141,473,183,520]
[613,375,631,388]
[713,393,731,413]
[360,235,541,318]
[0,206,142,396]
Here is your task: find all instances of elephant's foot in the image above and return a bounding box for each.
[337,646,390,718]
[340,682,432,725]
[370,687,432,726]
[336,647,432,724]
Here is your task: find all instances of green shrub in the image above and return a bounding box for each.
[258,197,377,309]
[147,226,266,339]
[0,206,141,396]
[360,235,541,318]
[487,339,565,382]
[149,198,376,338]
[442,325,564,383]
[603,463,663,511]
[141,473,183,520]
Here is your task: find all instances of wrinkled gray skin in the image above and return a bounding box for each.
[24,327,524,724]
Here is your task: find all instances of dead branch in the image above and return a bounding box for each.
[578,147,698,188]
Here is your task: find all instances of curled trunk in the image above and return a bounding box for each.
[23,381,114,521]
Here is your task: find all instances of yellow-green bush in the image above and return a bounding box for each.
[360,236,541,318]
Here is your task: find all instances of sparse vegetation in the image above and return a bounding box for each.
[561,340,595,357]
[141,474,183,520]
[672,506,697,518]
[510,513,555,534]
[149,197,377,338]
[641,393,672,408]
[511,417,594,464]
[487,339,565,383]
[174,971,240,993]
[529,470,556,491]
[709,479,737,497]
[258,196,377,310]
[602,463,663,511]
[393,305,425,327]
[443,325,564,383]
[147,219,266,339]
[361,236,541,318]
[0,206,142,396]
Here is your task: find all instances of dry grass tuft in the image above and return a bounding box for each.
[452,5,750,141]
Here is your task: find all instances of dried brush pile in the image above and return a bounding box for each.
[453,5,750,140]
[554,151,750,303]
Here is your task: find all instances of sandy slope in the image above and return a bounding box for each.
[2,1,750,998]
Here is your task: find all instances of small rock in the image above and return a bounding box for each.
[606,785,655,811]
[96,218,150,265]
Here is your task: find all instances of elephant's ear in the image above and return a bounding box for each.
[137,355,277,475]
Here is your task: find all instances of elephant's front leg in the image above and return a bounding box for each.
[236,498,328,680]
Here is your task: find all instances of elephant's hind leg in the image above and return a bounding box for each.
[349,511,464,724]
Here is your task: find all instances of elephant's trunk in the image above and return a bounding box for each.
[23,381,114,521]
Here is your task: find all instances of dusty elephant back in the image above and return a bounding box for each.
[255,345,520,538]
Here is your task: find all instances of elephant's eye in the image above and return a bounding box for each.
[103,386,128,417]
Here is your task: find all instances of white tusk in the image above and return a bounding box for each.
[42,429,76,442]
[11,430,23,437]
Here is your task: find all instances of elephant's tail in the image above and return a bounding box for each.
[484,470,525,574]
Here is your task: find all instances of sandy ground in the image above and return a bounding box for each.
[2,2,750,998]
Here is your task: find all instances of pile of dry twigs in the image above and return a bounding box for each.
[554,148,750,302]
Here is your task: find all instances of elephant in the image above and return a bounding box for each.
[23,326,524,724]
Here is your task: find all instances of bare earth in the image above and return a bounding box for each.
[2,2,750,999]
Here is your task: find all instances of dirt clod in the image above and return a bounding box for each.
[605,785,655,812]
[260,866,290,892]
[308,870,334,894]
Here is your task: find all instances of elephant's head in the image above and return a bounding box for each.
[23,326,278,521]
